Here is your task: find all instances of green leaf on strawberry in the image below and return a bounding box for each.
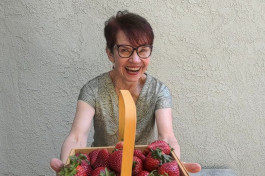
[59,154,88,176]
[98,168,116,176]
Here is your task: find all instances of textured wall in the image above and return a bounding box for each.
[1,0,265,175]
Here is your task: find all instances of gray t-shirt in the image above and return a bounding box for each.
[78,72,172,147]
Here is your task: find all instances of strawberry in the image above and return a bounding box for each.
[75,153,90,163]
[144,140,172,155]
[89,149,100,168]
[75,153,92,175]
[136,170,149,176]
[93,149,110,169]
[132,156,143,175]
[115,141,124,150]
[91,167,105,176]
[158,161,180,176]
[107,150,123,173]
[91,167,115,176]
[143,151,160,172]
[81,164,92,176]
[59,154,88,176]
[133,149,146,161]
[143,148,172,172]
[75,165,87,176]
[137,170,158,176]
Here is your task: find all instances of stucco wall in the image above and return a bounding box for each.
[1,0,265,175]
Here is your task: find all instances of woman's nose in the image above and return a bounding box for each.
[129,50,141,62]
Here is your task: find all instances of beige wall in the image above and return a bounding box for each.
[1,0,264,175]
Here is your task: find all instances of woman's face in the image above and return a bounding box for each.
[107,30,151,83]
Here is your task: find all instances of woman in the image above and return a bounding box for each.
[51,10,201,174]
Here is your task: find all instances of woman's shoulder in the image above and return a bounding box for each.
[78,72,110,99]
[82,72,109,87]
[145,72,168,90]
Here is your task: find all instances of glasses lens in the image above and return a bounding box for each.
[137,46,152,58]
[118,45,133,57]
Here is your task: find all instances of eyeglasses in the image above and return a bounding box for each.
[114,44,153,59]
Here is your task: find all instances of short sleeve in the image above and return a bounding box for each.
[155,85,172,110]
[78,82,96,108]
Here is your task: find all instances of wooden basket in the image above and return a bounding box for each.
[67,90,189,176]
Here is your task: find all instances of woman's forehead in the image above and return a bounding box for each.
[116,30,149,46]
[116,31,129,44]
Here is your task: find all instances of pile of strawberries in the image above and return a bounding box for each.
[59,140,180,176]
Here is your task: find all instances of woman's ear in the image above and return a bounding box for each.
[106,48,115,63]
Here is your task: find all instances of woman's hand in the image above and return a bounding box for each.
[50,158,64,175]
[183,162,201,173]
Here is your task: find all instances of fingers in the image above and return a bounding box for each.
[182,162,201,173]
[50,158,64,173]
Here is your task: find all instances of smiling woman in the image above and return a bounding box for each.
[107,30,151,94]
[50,10,201,175]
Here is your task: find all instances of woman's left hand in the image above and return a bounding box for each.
[183,162,201,173]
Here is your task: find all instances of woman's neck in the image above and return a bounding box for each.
[109,71,146,102]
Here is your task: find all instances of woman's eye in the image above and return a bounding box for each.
[139,47,149,53]
[120,48,131,53]
[139,49,147,53]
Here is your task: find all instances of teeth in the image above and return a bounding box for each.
[126,67,140,71]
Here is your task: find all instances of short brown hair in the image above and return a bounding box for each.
[104,10,154,52]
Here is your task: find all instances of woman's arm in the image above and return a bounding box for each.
[155,108,180,158]
[60,100,95,163]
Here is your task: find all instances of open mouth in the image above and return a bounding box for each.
[125,67,141,72]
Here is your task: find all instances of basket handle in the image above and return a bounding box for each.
[118,90,137,176]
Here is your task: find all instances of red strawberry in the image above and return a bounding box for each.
[144,140,172,155]
[80,158,92,175]
[134,149,146,161]
[158,161,180,176]
[75,153,90,163]
[136,170,150,176]
[93,149,110,169]
[81,164,92,175]
[75,153,92,175]
[75,165,87,176]
[59,155,88,176]
[132,156,143,175]
[91,167,115,176]
[115,141,124,150]
[107,150,123,173]
[143,148,172,172]
[143,151,160,172]
[91,167,105,176]
[89,149,100,168]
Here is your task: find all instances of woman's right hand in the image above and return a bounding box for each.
[50,158,64,175]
